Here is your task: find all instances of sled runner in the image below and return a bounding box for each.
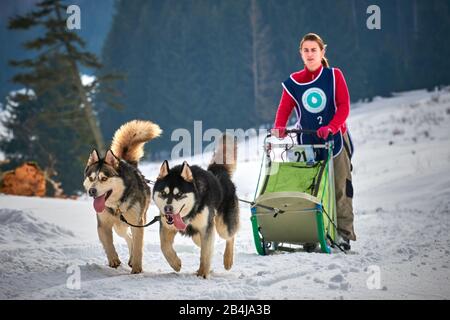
[250,129,338,254]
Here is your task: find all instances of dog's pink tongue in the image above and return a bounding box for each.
[93,194,106,213]
[173,213,187,231]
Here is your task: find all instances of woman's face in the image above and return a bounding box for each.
[300,40,324,71]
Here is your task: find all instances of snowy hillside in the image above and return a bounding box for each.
[0,87,449,299]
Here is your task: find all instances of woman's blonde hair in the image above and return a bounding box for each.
[299,33,329,68]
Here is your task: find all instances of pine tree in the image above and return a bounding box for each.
[1,0,119,194]
[249,0,280,122]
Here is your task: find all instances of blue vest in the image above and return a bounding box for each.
[282,67,343,159]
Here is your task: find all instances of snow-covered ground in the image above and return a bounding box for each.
[0,87,449,299]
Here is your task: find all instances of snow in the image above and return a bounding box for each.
[0,87,450,299]
[0,88,36,161]
[81,74,96,86]
[0,102,5,161]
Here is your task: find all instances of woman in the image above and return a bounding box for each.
[271,33,355,250]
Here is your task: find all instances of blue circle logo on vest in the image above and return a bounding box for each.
[301,88,327,114]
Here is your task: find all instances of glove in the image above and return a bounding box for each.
[316,126,332,139]
[271,127,287,139]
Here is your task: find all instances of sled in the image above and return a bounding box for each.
[250,129,338,254]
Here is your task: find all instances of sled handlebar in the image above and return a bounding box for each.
[267,128,316,137]
[285,129,317,135]
[268,128,332,140]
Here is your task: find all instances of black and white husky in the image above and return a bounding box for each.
[83,120,161,274]
[153,134,240,278]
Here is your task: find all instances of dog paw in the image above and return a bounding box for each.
[169,258,182,272]
[196,268,210,279]
[224,256,233,270]
[108,258,121,268]
[131,265,143,274]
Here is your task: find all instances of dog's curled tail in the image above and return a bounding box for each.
[210,133,238,176]
[110,120,162,165]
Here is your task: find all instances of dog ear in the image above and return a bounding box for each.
[158,160,170,179]
[87,149,100,166]
[104,149,120,169]
[180,161,193,182]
